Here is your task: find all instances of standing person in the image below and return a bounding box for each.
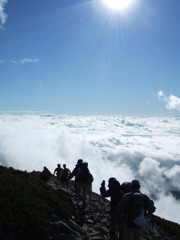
[54,164,63,181]
[100,177,122,240]
[118,180,156,240]
[68,159,83,193]
[41,166,52,182]
[60,164,71,186]
[86,172,94,201]
[76,161,90,207]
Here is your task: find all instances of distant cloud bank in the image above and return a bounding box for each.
[0,0,8,27]
[0,114,180,223]
[158,90,180,111]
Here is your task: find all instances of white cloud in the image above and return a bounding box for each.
[158,90,180,111]
[139,158,165,195]
[164,165,180,189]
[0,0,8,26]
[11,58,40,64]
[158,90,166,100]
[20,58,40,64]
[166,95,180,111]
[155,192,180,224]
[0,114,180,223]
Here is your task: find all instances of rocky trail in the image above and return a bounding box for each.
[48,179,175,240]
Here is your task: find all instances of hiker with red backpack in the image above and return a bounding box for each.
[118,180,156,240]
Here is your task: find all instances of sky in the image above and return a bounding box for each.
[0,114,180,224]
[1,0,180,115]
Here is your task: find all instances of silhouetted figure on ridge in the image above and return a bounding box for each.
[118,180,156,240]
[60,164,71,186]
[68,159,83,193]
[54,164,63,181]
[76,161,91,206]
[68,159,92,207]
[86,169,94,201]
[100,177,122,240]
[41,166,52,182]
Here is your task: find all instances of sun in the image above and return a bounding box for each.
[103,0,134,11]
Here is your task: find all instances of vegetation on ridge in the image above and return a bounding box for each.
[151,215,180,240]
[0,166,75,240]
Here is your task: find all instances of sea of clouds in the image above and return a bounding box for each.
[0,114,180,224]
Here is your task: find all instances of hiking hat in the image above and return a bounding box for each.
[131,180,140,188]
[77,159,83,164]
[108,177,116,187]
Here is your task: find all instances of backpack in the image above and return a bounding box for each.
[127,192,148,231]
[77,162,89,184]
[87,172,94,184]
[121,182,131,195]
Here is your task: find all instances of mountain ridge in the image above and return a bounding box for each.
[0,166,180,239]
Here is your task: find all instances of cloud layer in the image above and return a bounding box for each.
[0,114,180,223]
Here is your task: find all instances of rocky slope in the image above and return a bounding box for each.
[48,179,178,240]
[0,166,180,240]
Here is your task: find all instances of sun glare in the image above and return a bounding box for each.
[103,0,133,11]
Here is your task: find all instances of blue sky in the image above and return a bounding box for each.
[1,0,180,115]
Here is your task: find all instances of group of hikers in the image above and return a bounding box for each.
[40,159,156,240]
[41,164,71,186]
[41,159,94,207]
[100,178,156,240]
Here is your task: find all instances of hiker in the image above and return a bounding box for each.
[100,177,122,240]
[60,164,71,186]
[118,179,156,240]
[41,166,52,182]
[68,159,83,192]
[76,161,91,206]
[86,171,94,201]
[120,181,131,196]
[54,164,63,181]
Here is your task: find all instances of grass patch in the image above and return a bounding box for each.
[0,166,75,240]
[151,214,180,240]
